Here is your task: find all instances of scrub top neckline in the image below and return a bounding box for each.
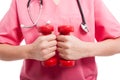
[52,0,61,5]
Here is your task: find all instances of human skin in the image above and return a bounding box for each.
[0,34,120,61]
[0,34,57,61]
[57,35,120,60]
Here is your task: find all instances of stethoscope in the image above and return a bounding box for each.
[24,0,89,33]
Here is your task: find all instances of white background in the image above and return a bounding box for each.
[0,0,120,80]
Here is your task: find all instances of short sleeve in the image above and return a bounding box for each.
[0,0,23,45]
[94,0,120,41]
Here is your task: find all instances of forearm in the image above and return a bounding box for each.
[0,44,30,61]
[88,37,120,57]
[0,34,57,61]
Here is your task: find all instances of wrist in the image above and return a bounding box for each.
[86,41,110,57]
[81,42,96,58]
[19,44,33,59]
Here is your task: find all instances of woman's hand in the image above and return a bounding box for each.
[27,34,57,61]
[57,35,90,60]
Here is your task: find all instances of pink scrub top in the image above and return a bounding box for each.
[0,0,120,80]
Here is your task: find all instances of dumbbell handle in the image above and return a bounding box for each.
[38,24,57,67]
[58,25,75,67]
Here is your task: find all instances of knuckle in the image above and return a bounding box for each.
[52,46,57,51]
[64,49,69,54]
[67,55,72,60]
[51,52,56,56]
[40,43,47,49]
[54,40,57,45]
[65,43,71,48]
[52,35,56,39]
[41,49,48,54]
[65,36,70,41]
[51,41,57,46]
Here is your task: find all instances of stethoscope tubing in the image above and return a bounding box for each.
[76,0,89,32]
[27,0,43,8]
[26,0,88,32]
[27,0,43,26]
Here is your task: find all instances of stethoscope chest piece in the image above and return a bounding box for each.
[76,0,89,33]
[26,0,89,33]
[80,23,89,33]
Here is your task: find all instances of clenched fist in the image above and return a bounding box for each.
[27,34,57,61]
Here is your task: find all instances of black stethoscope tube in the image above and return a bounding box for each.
[27,0,43,26]
[76,0,89,32]
[27,0,31,8]
[27,0,43,8]
[26,0,88,32]
[76,0,86,25]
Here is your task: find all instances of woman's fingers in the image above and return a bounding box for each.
[41,46,56,54]
[57,35,69,42]
[39,34,56,42]
[42,52,56,61]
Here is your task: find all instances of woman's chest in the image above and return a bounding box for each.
[17,0,95,43]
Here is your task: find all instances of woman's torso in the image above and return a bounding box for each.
[17,0,97,80]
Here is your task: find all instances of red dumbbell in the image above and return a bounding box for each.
[58,25,75,67]
[38,24,57,67]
